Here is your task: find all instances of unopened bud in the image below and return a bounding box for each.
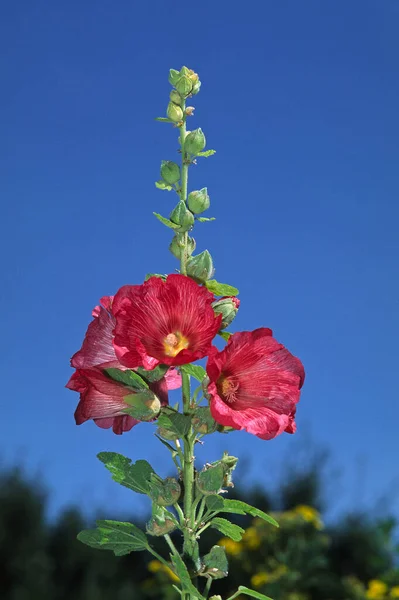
[187,188,210,214]
[160,160,180,185]
[123,390,161,422]
[167,102,183,123]
[169,235,196,259]
[185,106,195,117]
[211,296,240,329]
[175,75,193,97]
[192,406,217,435]
[187,250,214,283]
[191,80,201,95]
[149,474,181,506]
[170,202,194,232]
[146,515,176,536]
[184,128,206,155]
[169,90,182,105]
[168,69,180,86]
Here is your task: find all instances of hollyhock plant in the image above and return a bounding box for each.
[69,66,305,600]
[206,328,305,440]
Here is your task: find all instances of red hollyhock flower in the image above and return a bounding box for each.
[112,274,222,369]
[206,328,305,440]
[66,368,177,435]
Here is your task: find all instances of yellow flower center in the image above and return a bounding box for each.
[163,332,189,357]
[218,376,239,403]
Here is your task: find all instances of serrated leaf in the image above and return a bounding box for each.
[237,587,273,600]
[77,520,149,556]
[202,545,228,579]
[221,500,279,527]
[155,180,173,191]
[170,552,205,599]
[211,518,245,541]
[196,149,216,157]
[205,280,239,296]
[97,453,155,495]
[180,364,206,382]
[153,212,180,230]
[104,368,149,390]
[205,495,225,512]
[136,364,169,382]
[218,331,232,342]
[155,117,173,123]
[197,464,225,495]
[157,411,191,437]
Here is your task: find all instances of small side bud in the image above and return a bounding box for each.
[192,406,218,435]
[149,474,181,506]
[160,160,180,185]
[187,188,210,214]
[191,80,201,95]
[212,296,240,329]
[185,106,195,117]
[168,68,180,86]
[123,390,161,422]
[170,202,195,232]
[169,89,182,105]
[169,235,196,259]
[187,250,214,283]
[184,128,206,155]
[175,75,193,97]
[167,102,183,123]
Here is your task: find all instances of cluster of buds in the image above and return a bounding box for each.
[166,66,201,123]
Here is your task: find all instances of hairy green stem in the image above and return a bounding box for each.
[179,99,189,275]
[204,577,213,598]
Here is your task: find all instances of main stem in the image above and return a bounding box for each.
[179,99,189,276]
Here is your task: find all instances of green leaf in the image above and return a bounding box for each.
[144,273,166,281]
[136,364,169,382]
[197,464,225,495]
[196,217,216,222]
[237,587,273,600]
[104,368,149,390]
[192,406,218,435]
[97,453,155,495]
[196,149,216,157]
[221,500,279,528]
[202,545,228,579]
[170,552,205,599]
[157,411,191,437]
[153,212,180,230]
[155,434,178,454]
[218,331,232,342]
[77,520,149,556]
[155,117,173,123]
[210,518,245,541]
[155,179,173,191]
[205,495,225,512]
[180,364,206,382]
[122,390,161,421]
[205,280,239,296]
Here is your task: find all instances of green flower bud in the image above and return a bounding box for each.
[149,474,181,506]
[167,101,183,123]
[175,75,193,97]
[168,68,180,86]
[179,66,191,77]
[191,80,201,95]
[169,89,182,105]
[187,250,214,283]
[157,426,178,441]
[146,507,176,536]
[169,235,196,259]
[211,296,240,329]
[160,160,180,185]
[170,202,195,232]
[123,390,161,422]
[192,406,218,435]
[187,188,210,214]
[184,128,206,155]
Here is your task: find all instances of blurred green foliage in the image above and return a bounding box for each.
[0,465,398,600]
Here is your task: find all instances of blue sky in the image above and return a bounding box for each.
[1,0,398,521]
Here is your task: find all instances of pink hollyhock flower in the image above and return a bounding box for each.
[206,328,305,440]
[66,368,174,435]
[112,274,222,369]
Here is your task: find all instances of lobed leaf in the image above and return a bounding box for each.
[104,368,149,390]
[170,552,205,599]
[180,364,207,382]
[202,545,228,579]
[157,411,192,437]
[77,520,149,556]
[97,452,155,495]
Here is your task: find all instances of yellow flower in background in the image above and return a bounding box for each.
[366,579,388,600]
[251,571,269,588]
[147,559,179,583]
[390,586,399,598]
[242,526,261,550]
[218,537,242,556]
[293,505,324,529]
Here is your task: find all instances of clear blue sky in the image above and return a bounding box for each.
[1,0,398,521]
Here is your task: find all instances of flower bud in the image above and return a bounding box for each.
[157,426,178,441]
[179,66,191,77]
[187,250,214,283]
[146,506,176,536]
[149,474,181,506]
[170,202,194,232]
[167,102,183,123]
[185,106,195,117]
[210,596,222,600]
[184,128,206,155]
[169,90,182,105]
[168,68,180,86]
[187,188,210,214]
[169,235,196,259]
[123,390,161,422]
[160,160,180,185]
[211,296,240,329]
[192,406,218,435]
[175,75,193,97]
[191,80,201,95]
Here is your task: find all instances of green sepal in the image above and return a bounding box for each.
[77,520,149,556]
[168,68,180,86]
[218,331,232,341]
[221,499,279,528]
[205,280,239,296]
[157,410,192,437]
[155,117,174,123]
[192,406,218,435]
[149,474,181,506]
[196,217,216,222]
[205,495,225,512]
[201,545,228,579]
[104,368,149,390]
[155,180,173,191]
[123,390,161,421]
[97,453,155,495]
[153,212,180,230]
[197,464,225,495]
[187,250,214,283]
[180,363,206,382]
[196,149,216,157]
[210,518,245,542]
[146,506,177,536]
[170,201,195,232]
[136,364,169,382]
[170,552,205,599]
[145,273,167,281]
